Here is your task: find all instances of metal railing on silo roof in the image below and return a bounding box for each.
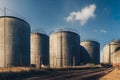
[31,28,47,35]
[81,39,99,43]
[50,28,79,35]
[0,8,31,25]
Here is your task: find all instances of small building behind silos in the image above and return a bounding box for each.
[80,40,100,64]
[30,32,49,68]
[102,40,120,65]
[0,16,30,67]
[50,30,80,68]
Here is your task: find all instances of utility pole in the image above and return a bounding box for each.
[60,33,62,68]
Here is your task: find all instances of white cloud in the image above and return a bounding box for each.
[100,29,107,33]
[65,4,96,26]
[94,29,107,33]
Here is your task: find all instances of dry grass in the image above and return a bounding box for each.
[50,64,102,69]
[0,67,49,80]
[0,67,32,73]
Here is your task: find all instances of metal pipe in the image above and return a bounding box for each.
[4,8,6,67]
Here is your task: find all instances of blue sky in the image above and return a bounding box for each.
[0,0,120,59]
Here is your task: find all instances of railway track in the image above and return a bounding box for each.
[26,68,113,80]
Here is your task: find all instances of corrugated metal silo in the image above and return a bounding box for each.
[0,16,30,67]
[112,50,120,67]
[102,40,120,65]
[80,46,92,64]
[50,30,80,68]
[102,44,110,64]
[80,40,100,64]
[31,32,49,68]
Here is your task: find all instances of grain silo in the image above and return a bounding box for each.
[50,30,80,68]
[0,16,30,67]
[102,40,120,65]
[31,32,49,68]
[80,46,92,64]
[80,40,100,64]
[112,50,120,67]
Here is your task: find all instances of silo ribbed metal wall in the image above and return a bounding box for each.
[102,44,110,64]
[50,31,80,68]
[0,16,30,67]
[81,40,100,64]
[112,51,120,67]
[31,33,49,68]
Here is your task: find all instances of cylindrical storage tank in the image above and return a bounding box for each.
[0,16,30,67]
[80,40,100,64]
[80,45,92,64]
[50,31,80,68]
[102,44,110,65]
[30,32,49,68]
[102,40,120,65]
[112,50,120,67]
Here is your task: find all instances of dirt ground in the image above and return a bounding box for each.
[100,68,120,80]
